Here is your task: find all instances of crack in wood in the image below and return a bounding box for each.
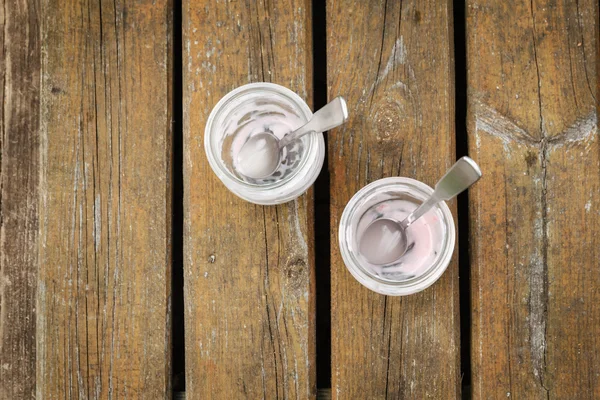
[529,1,550,392]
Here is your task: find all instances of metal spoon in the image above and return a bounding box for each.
[236,96,348,179]
[359,156,482,266]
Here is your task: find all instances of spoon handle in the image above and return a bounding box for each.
[400,195,440,229]
[279,96,348,148]
[401,157,482,228]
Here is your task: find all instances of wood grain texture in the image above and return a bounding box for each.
[38,0,172,397]
[183,0,315,398]
[327,0,460,398]
[0,1,41,398]
[467,0,599,398]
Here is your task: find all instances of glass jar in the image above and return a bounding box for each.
[338,177,456,295]
[204,82,325,205]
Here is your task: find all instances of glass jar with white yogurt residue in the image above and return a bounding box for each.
[339,177,456,296]
[204,83,325,205]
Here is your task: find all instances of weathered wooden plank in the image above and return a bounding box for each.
[37,0,172,397]
[467,0,599,398]
[328,1,460,398]
[0,1,41,398]
[183,0,315,398]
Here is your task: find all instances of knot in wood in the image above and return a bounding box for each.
[283,258,307,296]
[370,99,406,149]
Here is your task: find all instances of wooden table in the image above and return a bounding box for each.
[1,0,598,398]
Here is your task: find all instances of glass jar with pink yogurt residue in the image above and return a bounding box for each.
[339,177,456,296]
[204,83,325,205]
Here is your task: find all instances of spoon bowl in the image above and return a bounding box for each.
[358,217,407,265]
[235,132,281,179]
